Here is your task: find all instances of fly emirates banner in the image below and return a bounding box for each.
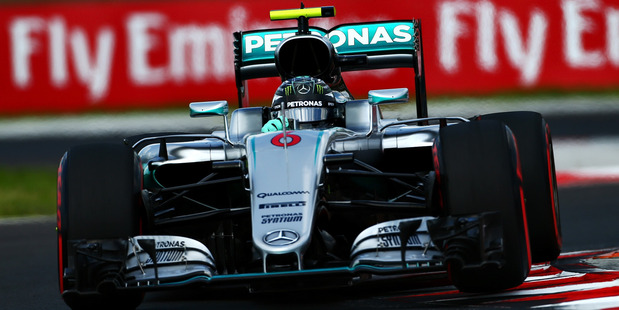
[1,0,618,113]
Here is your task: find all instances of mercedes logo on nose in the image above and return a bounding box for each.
[263,229,300,246]
[296,84,311,94]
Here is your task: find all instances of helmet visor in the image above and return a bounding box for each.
[282,107,334,123]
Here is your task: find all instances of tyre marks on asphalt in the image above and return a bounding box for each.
[389,249,619,308]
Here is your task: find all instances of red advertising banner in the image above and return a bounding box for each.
[1,0,618,114]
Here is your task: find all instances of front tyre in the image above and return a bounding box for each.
[57,143,143,310]
[433,120,530,292]
[479,112,561,263]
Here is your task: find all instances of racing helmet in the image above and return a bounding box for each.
[271,76,340,127]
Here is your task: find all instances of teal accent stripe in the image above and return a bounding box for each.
[250,137,256,170]
[314,131,324,166]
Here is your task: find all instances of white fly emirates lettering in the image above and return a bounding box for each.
[5,1,619,109]
[9,17,114,101]
[438,0,619,86]
[7,10,239,102]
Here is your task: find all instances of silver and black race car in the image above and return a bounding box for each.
[56,6,561,309]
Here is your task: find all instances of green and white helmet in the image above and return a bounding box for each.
[271,76,340,127]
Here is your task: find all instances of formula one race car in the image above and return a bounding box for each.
[56,6,562,309]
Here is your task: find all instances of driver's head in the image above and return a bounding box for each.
[271,76,340,127]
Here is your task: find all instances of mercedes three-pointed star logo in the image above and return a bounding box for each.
[263,229,300,246]
[296,83,311,95]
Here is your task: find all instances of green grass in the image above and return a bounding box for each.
[0,166,57,218]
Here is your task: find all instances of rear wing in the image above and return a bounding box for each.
[233,19,428,120]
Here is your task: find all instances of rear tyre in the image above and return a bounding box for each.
[433,120,530,292]
[57,143,143,310]
[479,112,561,263]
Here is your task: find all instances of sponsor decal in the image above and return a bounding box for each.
[289,100,322,107]
[296,83,311,94]
[286,100,333,108]
[270,132,302,147]
[259,201,306,209]
[257,190,310,199]
[377,225,400,234]
[6,2,619,114]
[155,240,186,249]
[144,249,185,264]
[261,212,303,224]
[326,23,414,50]
[242,22,415,61]
[244,31,318,56]
[282,83,324,96]
[263,229,300,246]
[272,100,334,110]
[379,234,422,247]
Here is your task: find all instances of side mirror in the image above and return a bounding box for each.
[368,88,409,105]
[189,100,229,117]
[189,100,232,144]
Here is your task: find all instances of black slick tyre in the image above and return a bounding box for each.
[57,143,143,310]
[479,112,561,263]
[433,120,530,292]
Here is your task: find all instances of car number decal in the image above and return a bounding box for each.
[271,132,301,147]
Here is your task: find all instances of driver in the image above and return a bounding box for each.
[262,76,346,132]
